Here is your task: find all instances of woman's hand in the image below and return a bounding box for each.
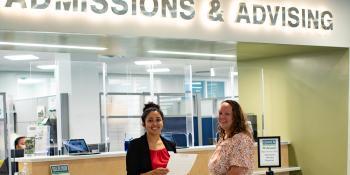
[142,168,169,175]
[226,165,249,175]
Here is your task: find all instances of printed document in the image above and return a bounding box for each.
[167,153,197,175]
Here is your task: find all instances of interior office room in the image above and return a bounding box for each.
[0,0,350,175]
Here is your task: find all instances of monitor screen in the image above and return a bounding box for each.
[11,149,24,158]
[64,139,89,153]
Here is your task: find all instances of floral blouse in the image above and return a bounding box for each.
[208,132,254,175]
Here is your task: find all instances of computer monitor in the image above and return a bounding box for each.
[88,143,109,153]
[63,139,90,154]
[11,149,24,158]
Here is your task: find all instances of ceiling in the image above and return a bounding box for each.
[0,31,345,77]
[0,31,237,76]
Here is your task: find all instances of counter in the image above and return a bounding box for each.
[16,142,300,175]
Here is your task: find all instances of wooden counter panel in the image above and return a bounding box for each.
[19,157,126,175]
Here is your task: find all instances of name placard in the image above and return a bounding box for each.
[50,164,70,175]
[258,136,281,168]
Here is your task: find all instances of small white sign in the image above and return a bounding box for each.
[258,137,281,167]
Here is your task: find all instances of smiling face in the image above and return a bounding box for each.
[143,111,164,136]
[218,102,234,133]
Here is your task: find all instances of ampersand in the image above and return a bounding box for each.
[209,0,224,22]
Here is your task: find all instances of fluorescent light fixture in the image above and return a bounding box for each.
[134,60,161,65]
[4,54,39,61]
[210,68,215,77]
[147,68,170,73]
[192,86,203,89]
[17,78,43,84]
[148,50,236,58]
[37,65,56,70]
[0,41,107,51]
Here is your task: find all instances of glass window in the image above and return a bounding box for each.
[207,81,225,98]
[192,81,204,98]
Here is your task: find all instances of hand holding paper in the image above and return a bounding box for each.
[167,153,197,175]
[149,168,169,175]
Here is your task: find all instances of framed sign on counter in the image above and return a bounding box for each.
[258,136,281,168]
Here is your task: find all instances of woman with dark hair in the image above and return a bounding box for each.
[14,136,26,150]
[0,136,26,175]
[208,100,254,175]
[126,102,176,175]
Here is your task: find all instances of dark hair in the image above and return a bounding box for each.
[218,100,251,140]
[141,102,164,125]
[14,136,25,148]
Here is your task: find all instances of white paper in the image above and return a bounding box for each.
[167,153,197,175]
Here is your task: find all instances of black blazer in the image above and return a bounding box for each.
[126,133,176,175]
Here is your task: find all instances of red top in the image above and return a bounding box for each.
[149,148,170,170]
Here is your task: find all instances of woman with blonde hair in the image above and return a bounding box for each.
[208,100,254,175]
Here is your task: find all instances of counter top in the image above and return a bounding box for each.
[16,141,290,162]
[16,152,127,162]
[253,167,301,174]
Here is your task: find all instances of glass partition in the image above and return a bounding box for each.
[0,55,108,168]
[2,57,57,173]
[236,66,264,141]
[61,60,107,154]
[0,93,6,161]
[158,95,185,116]
[105,93,147,151]
[193,61,238,146]
[105,55,196,150]
[0,38,240,162]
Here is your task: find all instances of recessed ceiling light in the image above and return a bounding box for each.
[0,41,107,51]
[4,54,39,61]
[134,60,161,65]
[37,65,56,70]
[148,50,236,58]
[147,68,170,73]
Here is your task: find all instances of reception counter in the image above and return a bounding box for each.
[16,142,300,175]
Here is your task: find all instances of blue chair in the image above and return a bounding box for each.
[172,133,188,148]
